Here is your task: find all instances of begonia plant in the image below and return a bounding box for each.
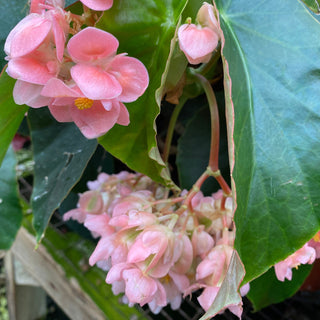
[0,0,320,319]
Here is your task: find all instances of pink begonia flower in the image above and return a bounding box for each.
[274,243,316,281]
[41,27,148,138]
[80,0,113,11]
[178,2,219,64]
[42,78,130,139]
[178,24,219,65]
[63,190,104,223]
[5,3,68,62]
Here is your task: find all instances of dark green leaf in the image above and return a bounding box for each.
[0,146,23,249]
[248,264,312,311]
[28,108,97,241]
[217,0,320,282]
[300,0,320,13]
[97,0,189,189]
[0,70,28,165]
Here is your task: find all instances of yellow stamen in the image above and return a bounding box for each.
[74,97,94,110]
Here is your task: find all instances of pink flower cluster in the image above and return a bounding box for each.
[178,3,220,65]
[274,231,320,281]
[4,0,149,138]
[64,171,247,316]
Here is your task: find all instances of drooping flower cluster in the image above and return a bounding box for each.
[4,0,149,138]
[178,2,220,65]
[274,231,320,281]
[64,171,247,316]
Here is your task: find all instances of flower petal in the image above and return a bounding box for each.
[13,80,51,108]
[5,14,52,58]
[70,100,120,138]
[7,58,55,85]
[71,64,122,100]
[110,55,149,102]
[80,0,113,11]
[68,27,118,63]
[178,24,219,65]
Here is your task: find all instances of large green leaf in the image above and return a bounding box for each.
[247,264,312,311]
[97,0,189,189]
[28,108,97,241]
[0,70,28,165]
[300,0,320,13]
[217,0,320,282]
[0,146,23,249]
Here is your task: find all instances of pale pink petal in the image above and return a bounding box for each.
[110,55,149,102]
[71,64,122,100]
[106,262,129,283]
[48,104,73,122]
[84,214,114,238]
[80,0,113,11]
[115,101,130,125]
[63,208,86,223]
[178,24,219,64]
[79,190,104,215]
[51,12,67,61]
[197,286,219,311]
[197,3,219,31]
[5,14,52,58]
[70,100,120,138]
[123,268,157,305]
[89,236,113,266]
[13,80,50,108]
[68,27,118,63]
[172,235,193,274]
[7,58,54,85]
[41,78,80,98]
[169,271,190,292]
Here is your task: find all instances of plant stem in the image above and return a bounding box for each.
[162,96,188,164]
[194,73,220,171]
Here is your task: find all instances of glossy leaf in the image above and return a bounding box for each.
[97,0,189,189]
[300,0,320,13]
[0,70,28,166]
[0,146,23,249]
[28,108,97,241]
[247,264,312,311]
[217,0,320,282]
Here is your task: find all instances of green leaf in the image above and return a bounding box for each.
[0,70,28,166]
[300,0,320,13]
[97,0,189,189]
[28,108,97,241]
[248,264,312,311]
[217,0,320,282]
[0,146,23,249]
